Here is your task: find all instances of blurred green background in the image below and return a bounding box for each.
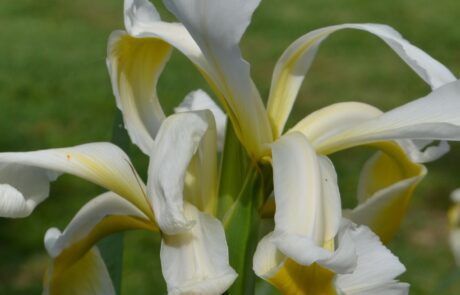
[1,0,460,294]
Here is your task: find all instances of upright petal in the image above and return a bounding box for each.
[175,89,227,151]
[0,143,150,218]
[345,142,426,243]
[313,80,460,155]
[124,0,272,158]
[267,23,456,137]
[161,203,237,295]
[162,0,272,157]
[43,192,155,295]
[107,30,172,154]
[148,111,218,234]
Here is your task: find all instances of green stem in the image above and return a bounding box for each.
[218,123,273,295]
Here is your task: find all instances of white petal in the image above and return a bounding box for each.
[335,221,408,295]
[267,23,456,136]
[43,247,116,295]
[160,203,237,295]
[175,90,227,151]
[314,80,460,154]
[44,192,150,258]
[124,0,161,35]
[271,133,355,272]
[272,132,341,245]
[106,30,171,154]
[397,139,450,163]
[290,101,383,148]
[163,0,273,157]
[148,111,217,234]
[0,163,55,218]
[0,143,150,218]
[253,233,286,280]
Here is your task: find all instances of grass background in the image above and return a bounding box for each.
[1,0,460,294]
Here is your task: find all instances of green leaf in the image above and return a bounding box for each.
[217,123,250,220]
[218,123,273,295]
[98,110,129,294]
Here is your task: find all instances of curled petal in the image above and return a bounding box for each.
[267,23,456,137]
[44,192,154,258]
[148,111,218,234]
[175,90,227,151]
[161,203,237,295]
[0,143,150,218]
[107,30,172,154]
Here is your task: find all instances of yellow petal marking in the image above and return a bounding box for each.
[354,141,426,243]
[268,259,337,295]
[48,215,156,286]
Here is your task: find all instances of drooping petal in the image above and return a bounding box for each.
[335,221,408,295]
[148,111,217,234]
[43,192,155,295]
[161,203,237,295]
[0,143,150,218]
[344,142,426,243]
[43,247,115,295]
[175,89,227,151]
[312,80,460,155]
[267,23,456,137]
[106,30,172,154]
[270,132,356,272]
[44,192,154,258]
[124,0,272,158]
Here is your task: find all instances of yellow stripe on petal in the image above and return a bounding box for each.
[44,248,115,295]
[347,142,426,243]
[107,32,172,155]
[51,215,155,276]
[268,259,337,295]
